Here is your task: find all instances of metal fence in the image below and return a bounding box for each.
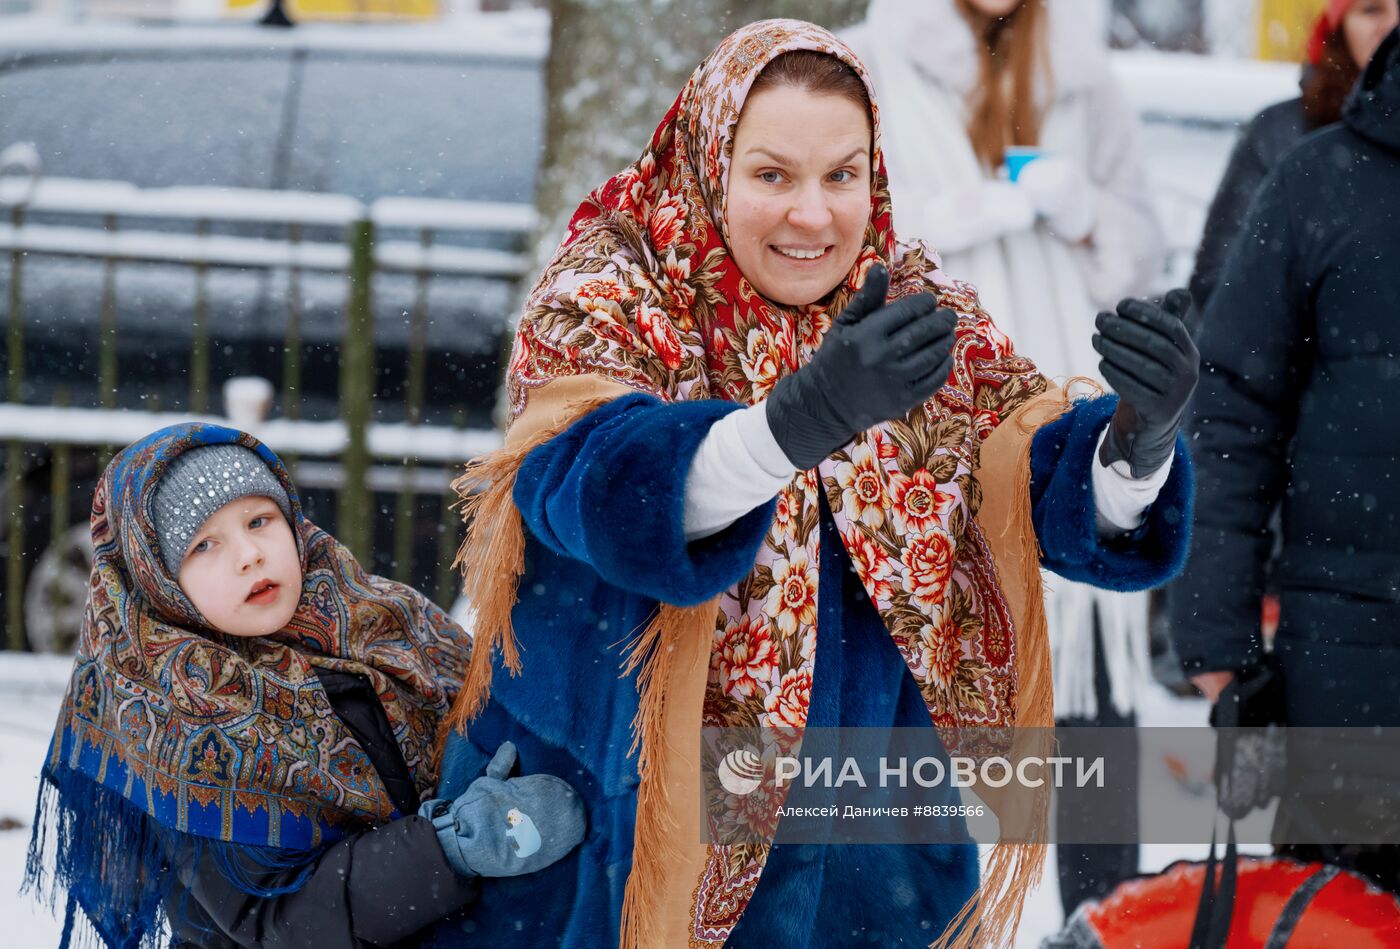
[0,171,527,652]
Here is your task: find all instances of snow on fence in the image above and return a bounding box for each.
[0,50,1300,654]
[0,175,526,652]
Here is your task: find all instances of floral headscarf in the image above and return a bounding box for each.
[28,423,471,947]
[456,19,1058,949]
[508,16,1044,720]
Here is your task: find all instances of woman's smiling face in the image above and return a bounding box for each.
[725,84,872,307]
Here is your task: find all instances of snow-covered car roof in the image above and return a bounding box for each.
[0,9,549,60]
[0,13,548,202]
[1112,48,1300,127]
[2,11,1297,126]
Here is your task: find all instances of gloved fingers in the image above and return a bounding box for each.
[484,740,519,781]
[893,331,955,377]
[1161,287,1193,322]
[1098,357,1163,412]
[918,307,960,342]
[529,776,587,837]
[505,772,578,800]
[906,353,954,395]
[885,307,956,360]
[860,291,939,341]
[1093,335,1172,394]
[1097,318,1199,395]
[852,298,936,365]
[466,775,587,877]
[1095,311,1191,371]
[1114,297,1195,355]
[1165,290,1202,368]
[835,263,890,326]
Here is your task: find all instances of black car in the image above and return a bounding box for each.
[0,15,546,422]
[0,15,548,647]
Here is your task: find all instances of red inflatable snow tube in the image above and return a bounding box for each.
[1046,857,1400,948]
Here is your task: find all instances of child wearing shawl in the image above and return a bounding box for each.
[24,423,585,949]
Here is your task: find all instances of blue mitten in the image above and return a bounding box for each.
[419,741,586,878]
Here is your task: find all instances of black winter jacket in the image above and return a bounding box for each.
[1188,90,1317,315]
[166,669,479,947]
[1171,29,1400,727]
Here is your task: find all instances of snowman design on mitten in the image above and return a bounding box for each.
[505,808,542,859]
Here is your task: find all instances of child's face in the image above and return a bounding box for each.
[176,495,301,637]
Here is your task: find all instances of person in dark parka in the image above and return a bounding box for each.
[1171,27,1400,890]
[1189,0,1398,316]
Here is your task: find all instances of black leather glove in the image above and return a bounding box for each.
[765,264,958,469]
[1093,288,1200,478]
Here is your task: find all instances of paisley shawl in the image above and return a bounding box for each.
[27,423,472,947]
[450,19,1064,949]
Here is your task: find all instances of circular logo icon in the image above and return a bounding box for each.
[717,746,764,796]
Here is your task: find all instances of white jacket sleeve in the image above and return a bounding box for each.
[683,404,795,542]
[1071,77,1168,305]
[1092,428,1172,535]
[684,405,1170,541]
[918,179,1038,254]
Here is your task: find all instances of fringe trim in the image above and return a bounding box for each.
[26,767,171,949]
[929,384,1075,949]
[1038,374,1150,721]
[617,600,719,949]
[441,382,720,948]
[1050,585,1150,720]
[442,393,622,737]
[441,448,529,736]
[26,763,325,949]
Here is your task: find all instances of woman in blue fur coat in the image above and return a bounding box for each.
[442,19,1198,949]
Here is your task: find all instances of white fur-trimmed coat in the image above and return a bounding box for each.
[845,0,1168,718]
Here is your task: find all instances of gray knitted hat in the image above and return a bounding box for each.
[152,444,293,576]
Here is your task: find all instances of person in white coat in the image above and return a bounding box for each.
[845,0,1168,920]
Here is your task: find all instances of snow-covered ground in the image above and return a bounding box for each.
[0,650,1265,947]
[0,653,80,947]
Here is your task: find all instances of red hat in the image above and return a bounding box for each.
[1307,0,1358,64]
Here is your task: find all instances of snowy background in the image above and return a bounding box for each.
[0,0,1310,942]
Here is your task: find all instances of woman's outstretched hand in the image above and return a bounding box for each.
[1093,289,1200,478]
[765,263,959,470]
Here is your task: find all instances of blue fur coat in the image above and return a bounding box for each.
[428,393,1191,947]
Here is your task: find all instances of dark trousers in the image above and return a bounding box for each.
[1272,780,1400,893]
[1054,619,1140,919]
